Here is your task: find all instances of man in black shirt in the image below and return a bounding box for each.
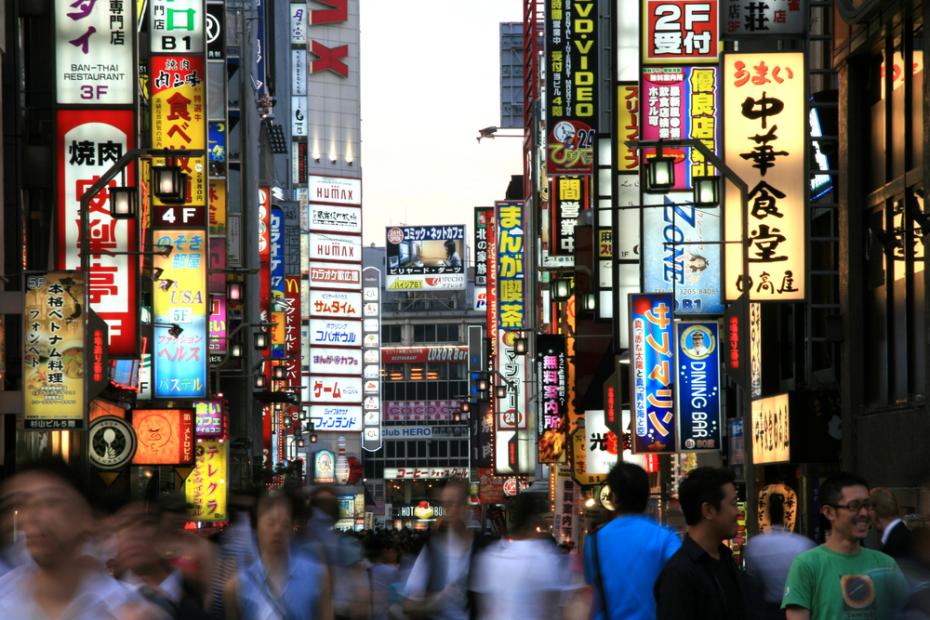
[655,467,746,620]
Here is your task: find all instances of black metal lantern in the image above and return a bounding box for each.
[152,165,187,203]
[646,155,675,193]
[109,187,137,219]
[693,175,720,207]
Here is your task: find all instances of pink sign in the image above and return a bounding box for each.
[383,400,462,422]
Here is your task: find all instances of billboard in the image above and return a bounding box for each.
[752,393,790,464]
[308,204,362,234]
[150,0,205,53]
[385,226,466,291]
[309,289,361,319]
[642,192,723,314]
[496,202,527,331]
[383,400,461,422]
[186,439,227,522]
[381,346,468,364]
[537,335,568,464]
[310,233,362,262]
[308,404,362,432]
[308,176,362,205]
[57,109,137,355]
[308,262,362,290]
[152,230,207,399]
[474,208,492,287]
[310,347,363,375]
[723,53,805,301]
[545,0,597,175]
[55,0,133,104]
[642,0,719,65]
[24,273,85,429]
[629,293,676,452]
[308,376,362,404]
[308,318,361,347]
[675,321,722,450]
[550,177,589,256]
[131,409,195,465]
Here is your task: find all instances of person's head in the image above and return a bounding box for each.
[507,493,545,537]
[769,493,786,527]
[113,502,166,576]
[309,486,339,522]
[255,492,295,555]
[678,467,740,541]
[444,240,457,258]
[820,471,871,542]
[10,459,97,568]
[439,478,469,526]
[869,487,901,528]
[692,331,706,348]
[607,462,650,515]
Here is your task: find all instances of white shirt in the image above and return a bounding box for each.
[404,532,473,620]
[882,518,904,546]
[744,527,816,603]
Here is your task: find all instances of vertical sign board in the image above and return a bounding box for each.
[642,192,723,314]
[550,177,589,256]
[57,110,138,355]
[361,267,382,451]
[285,276,302,389]
[24,273,85,429]
[641,0,719,65]
[270,206,286,358]
[474,207,493,310]
[537,335,568,464]
[545,0,597,175]
[628,293,676,452]
[153,230,207,399]
[186,439,228,522]
[496,202,527,331]
[150,0,205,54]
[675,321,722,450]
[616,83,640,173]
[723,53,805,301]
[751,393,790,464]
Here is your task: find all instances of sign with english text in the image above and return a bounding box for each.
[310,233,362,262]
[642,0,719,65]
[675,321,722,450]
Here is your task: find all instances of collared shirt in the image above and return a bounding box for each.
[744,526,816,603]
[882,518,903,546]
[655,534,746,620]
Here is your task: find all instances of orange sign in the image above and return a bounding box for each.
[132,409,195,465]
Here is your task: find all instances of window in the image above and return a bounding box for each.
[382,324,403,344]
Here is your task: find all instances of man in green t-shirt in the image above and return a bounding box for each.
[782,472,909,619]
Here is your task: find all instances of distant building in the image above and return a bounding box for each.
[500,22,524,129]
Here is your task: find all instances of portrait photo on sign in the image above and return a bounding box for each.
[679,324,716,360]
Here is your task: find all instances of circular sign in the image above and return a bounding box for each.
[206,13,221,44]
[386,227,404,245]
[679,324,716,361]
[88,416,136,470]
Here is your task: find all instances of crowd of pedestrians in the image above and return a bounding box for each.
[2,457,930,618]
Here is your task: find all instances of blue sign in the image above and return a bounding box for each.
[208,121,226,163]
[675,321,722,451]
[642,192,723,314]
[629,293,675,453]
[496,201,526,331]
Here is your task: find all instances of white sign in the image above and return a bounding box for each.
[150,0,204,53]
[308,204,362,234]
[308,405,362,431]
[584,410,618,475]
[292,96,307,137]
[309,376,363,404]
[290,4,308,44]
[308,261,362,290]
[309,347,363,375]
[309,318,362,347]
[292,49,307,96]
[723,0,807,36]
[308,176,362,205]
[752,393,790,464]
[309,232,362,262]
[55,0,133,104]
[384,467,469,480]
[309,289,362,319]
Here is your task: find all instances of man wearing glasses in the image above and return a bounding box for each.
[782,472,909,619]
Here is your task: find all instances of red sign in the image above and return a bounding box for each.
[310,0,349,77]
[285,276,302,387]
[643,0,719,65]
[381,346,468,365]
[132,409,195,465]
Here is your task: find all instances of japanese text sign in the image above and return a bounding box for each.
[617,83,640,172]
[537,335,568,464]
[584,409,618,476]
[545,0,597,175]
[723,0,807,36]
[55,0,133,104]
[474,207,493,287]
[724,53,805,301]
[642,0,720,65]
[751,393,790,464]
[150,0,204,54]
[309,376,362,404]
[385,226,466,291]
[308,405,362,432]
[186,439,227,522]
[153,230,207,399]
[194,400,224,437]
[675,321,722,450]
[132,409,195,465]
[496,202,527,331]
[550,177,589,256]
[24,273,85,429]
[628,293,676,452]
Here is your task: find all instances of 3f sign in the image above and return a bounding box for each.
[80,85,109,100]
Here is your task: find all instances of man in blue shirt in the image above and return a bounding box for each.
[584,462,682,620]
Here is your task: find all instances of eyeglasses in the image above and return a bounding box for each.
[829,500,874,512]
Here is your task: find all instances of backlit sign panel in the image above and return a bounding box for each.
[496,203,527,331]
[752,393,790,464]
[150,0,205,53]
[629,293,676,452]
[186,439,227,521]
[675,321,722,450]
[642,0,719,65]
[132,409,195,465]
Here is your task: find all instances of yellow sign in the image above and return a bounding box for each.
[186,439,228,521]
[724,53,805,301]
[208,179,226,236]
[24,273,84,429]
[751,393,790,464]
[616,83,639,172]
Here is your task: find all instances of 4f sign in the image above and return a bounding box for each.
[150,0,204,53]
[643,1,719,64]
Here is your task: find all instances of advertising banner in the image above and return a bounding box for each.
[150,0,205,53]
[383,400,461,422]
[308,262,362,290]
[496,330,534,475]
[208,180,226,235]
[550,177,589,256]
[153,230,207,399]
[308,204,362,233]
[628,293,676,452]
[474,208,492,287]
[24,273,85,429]
[751,393,790,464]
[308,318,361,347]
[642,0,719,65]
[723,0,807,36]
[545,0,597,175]
[496,202,527,331]
[194,400,224,437]
[537,335,568,463]
[584,410,619,476]
[308,405,362,431]
[57,109,137,355]
[310,232,362,262]
[309,376,362,404]
[55,0,133,104]
[381,346,468,365]
[617,83,640,172]
[186,439,227,522]
[675,321,722,450]
[385,226,466,291]
[290,4,308,44]
[642,192,723,314]
[384,467,469,480]
[724,52,805,301]
[131,409,195,465]
[309,289,361,319]
[308,176,362,205]
[310,347,363,375]
[361,266,382,451]
[208,295,227,357]
[284,276,302,388]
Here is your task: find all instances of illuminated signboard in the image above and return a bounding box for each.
[550,177,589,256]
[314,449,336,483]
[474,208,492,287]
[308,318,361,347]
[310,232,362,262]
[642,0,719,65]
[385,226,466,291]
[380,346,468,364]
[628,293,676,452]
[24,273,85,429]
[208,180,226,235]
[209,295,227,356]
[57,109,137,355]
[384,467,469,480]
[361,267,382,451]
[310,347,363,375]
[751,393,790,464]
[545,0,597,175]
[150,0,205,54]
[308,406,362,432]
[723,53,805,301]
[291,4,308,44]
[308,375,362,404]
[537,335,567,463]
[308,204,362,234]
[675,321,722,450]
[132,409,195,465]
[308,261,362,291]
[284,276,302,388]
[723,0,807,36]
[617,83,640,172]
[194,400,224,437]
[642,192,723,314]
[383,400,461,422]
[309,289,362,319]
[496,202,527,331]
[153,230,207,399]
[584,410,618,476]
[308,175,362,205]
[186,439,227,522]
[55,0,133,104]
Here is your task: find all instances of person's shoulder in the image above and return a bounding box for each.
[859,545,902,567]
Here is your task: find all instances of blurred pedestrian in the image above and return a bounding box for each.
[871,487,911,559]
[471,493,582,619]
[0,469,29,576]
[584,462,681,620]
[224,490,332,620]
[782,472,909,620]
[744,493,814,620]
[655,467,746,620]
[367,535,401,620]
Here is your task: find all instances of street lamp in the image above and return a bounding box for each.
[461,402,471,413]
[254,331,268,350]
[152,165,187,203]
[227,281,243,301]
[513,337,528,356]
[273,365,286,380]
[582,293,597,312]
[109,187,137,219]
[645,154,675,193]
[495,384,508,399]
[693,175,721,207]
[254,375,267,390]
[552,279,572,301]
[477,373,490,392]
[230,342,242,358]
